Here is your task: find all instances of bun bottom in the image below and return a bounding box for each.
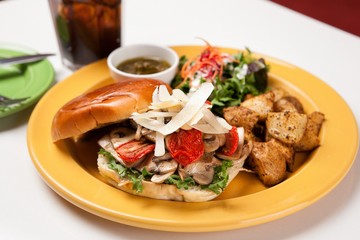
[97,143,252,202]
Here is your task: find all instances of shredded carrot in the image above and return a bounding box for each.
[176,40,228,89]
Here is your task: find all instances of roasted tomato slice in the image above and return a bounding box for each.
[166,128,204,167]
[217,126,239,156]
[115,140,155,164]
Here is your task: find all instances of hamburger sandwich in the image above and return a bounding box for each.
[51,78,252,202]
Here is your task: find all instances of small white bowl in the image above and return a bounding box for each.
[107,44,179,84]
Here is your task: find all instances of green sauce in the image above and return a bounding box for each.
[116,57,170,75]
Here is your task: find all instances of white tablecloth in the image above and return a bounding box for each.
[1,0,359,239]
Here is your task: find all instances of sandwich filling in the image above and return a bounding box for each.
[98,83,251,194]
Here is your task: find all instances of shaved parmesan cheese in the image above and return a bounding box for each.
[158,85,172,102]
[167,105,183,112]
[152,86,160,104]
[150,85,184,110]
[132,118,165,132]
[187,109,204,126]
[216,116,232,130]
[192,123,227,134]
[202,107,228,133]
[154,117,166,156]
[157,83,214,135]
[172,89,189,102]
[131,82,235,156]
[180,124,193,130]
[150,100,181,110]
[132,111,177,120]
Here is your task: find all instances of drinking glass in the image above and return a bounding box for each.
[48,0,121,70]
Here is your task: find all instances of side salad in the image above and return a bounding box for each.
[171,41,269,116]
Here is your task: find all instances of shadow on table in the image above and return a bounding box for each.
[0,104,35,132]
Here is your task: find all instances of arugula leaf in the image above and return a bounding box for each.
[99,148,146,192]
[202,160,233,194]
[165,175,196,190]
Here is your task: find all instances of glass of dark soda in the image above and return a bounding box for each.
[48,0,121,70]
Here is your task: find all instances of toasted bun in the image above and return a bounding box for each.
[97,142,253,202]
[51,78,169,142]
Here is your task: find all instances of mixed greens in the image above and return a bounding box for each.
[171,45,269,116]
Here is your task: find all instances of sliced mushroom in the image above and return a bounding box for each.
[178,165,186,181]
[99,133,147,168]
[203,134,218,152]
[152,152,172,162]
[98,134,127,165]
[141,128,152,135]
[143,158,178,184]
[218,134,226,147]
[203,134,226,153]
[145,159,178,175]
[134,153,154,171]
[216,145,242,160]
[184,161,214,185]
[151,171,175,184]
[201,152,218,162]
[109,127,135,148]
[129,119,139,129]
[183,156,221,185]
[235,141,253,167]
[193,170,214,185]
[134,124,142,140]
[142,130,156,142]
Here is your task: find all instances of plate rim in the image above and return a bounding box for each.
[27,45,359,232]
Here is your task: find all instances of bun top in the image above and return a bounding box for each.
[51,78,169,142]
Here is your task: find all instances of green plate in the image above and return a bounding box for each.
[0,44,55,118]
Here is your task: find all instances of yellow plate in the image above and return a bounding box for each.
[27,46,359,232]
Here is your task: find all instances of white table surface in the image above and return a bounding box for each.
[1,0,360,239]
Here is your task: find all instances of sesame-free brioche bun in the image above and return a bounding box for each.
[51,78,169,142]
